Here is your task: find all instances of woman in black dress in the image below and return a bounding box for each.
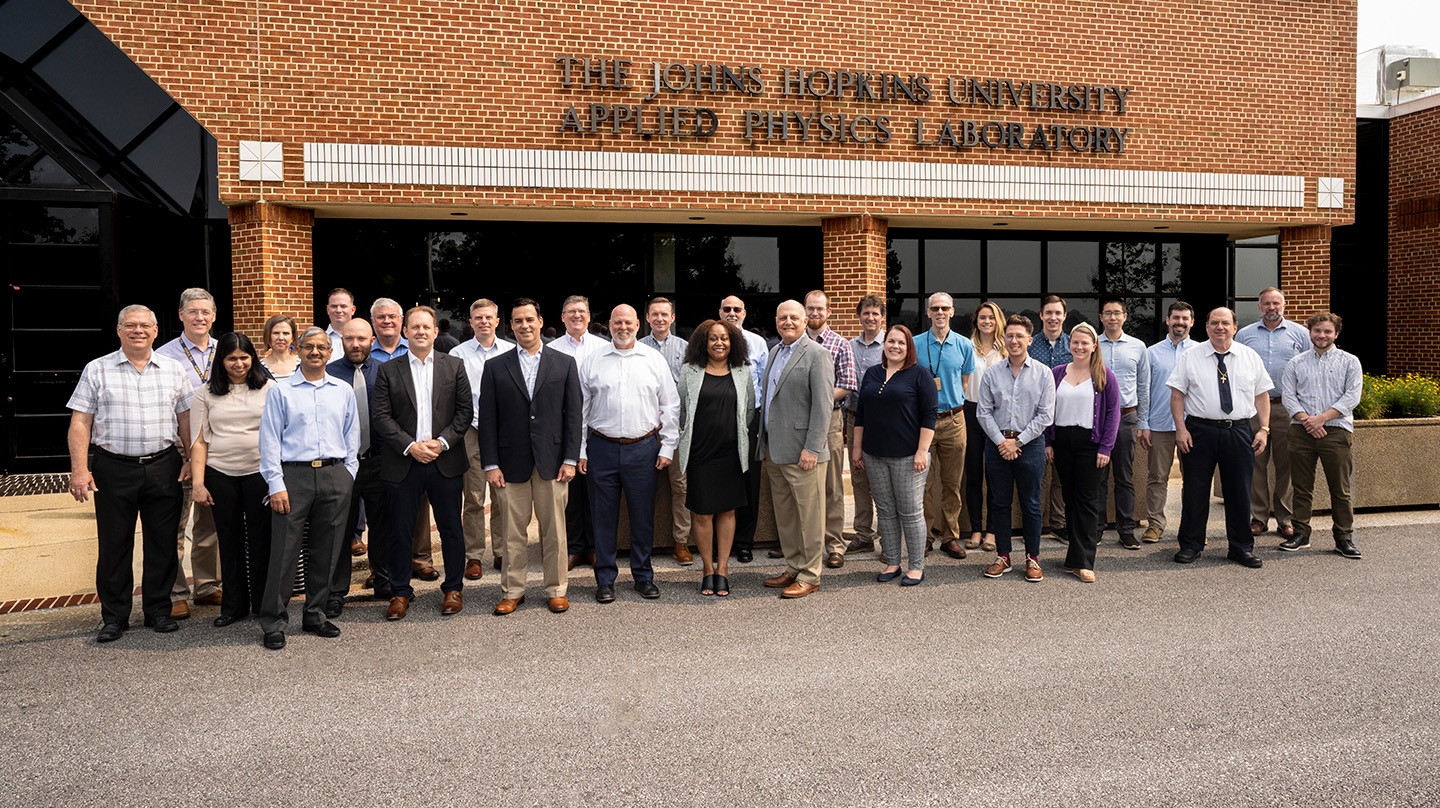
[675,319,754,597]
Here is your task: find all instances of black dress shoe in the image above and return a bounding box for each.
[1227,549,1264,568]
[303,621,342,638]
[212,614,242,627]
[1335,540,1363,559]
[1118,533,1140,550]
[736,548,753,563]
[324,598,344,618]
[263,631,286,650]
[634,580,661,599]
[1173,547,1201,564]
[96,623,126,643]
[595,585,616,603]
[1278,536,1311,552]
[144,615,179,633]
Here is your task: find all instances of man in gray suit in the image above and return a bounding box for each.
[759,300,835,598]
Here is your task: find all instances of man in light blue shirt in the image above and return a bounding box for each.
[1235,287,1311,540]
[913,292,977,558]
[369,297,410,362]
[1138,301,1200,543]
[257,327,360,650]
[1095,295,1150,549]
[721,295,769,563]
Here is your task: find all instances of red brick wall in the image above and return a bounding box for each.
[228,203,316,338]
[1279,224,1331,319]
[822,215,888,319]
[70,0,1356,227]
[1388,105,1440,376]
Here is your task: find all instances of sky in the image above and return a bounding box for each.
[1358,0,1440,54]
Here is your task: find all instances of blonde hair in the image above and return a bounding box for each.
[1069,322,1106,392]
[969,301,1005,354]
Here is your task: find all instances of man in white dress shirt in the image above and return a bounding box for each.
[640,296,693,566]
[1167,307,1273,569]
[551,294,609,569]
[578,304,681,603]
[450,298,514,580]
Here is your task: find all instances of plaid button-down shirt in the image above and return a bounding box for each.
[811,326,857,409]
[67,350,193,456]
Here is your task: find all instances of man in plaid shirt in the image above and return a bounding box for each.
[800,290,857,569]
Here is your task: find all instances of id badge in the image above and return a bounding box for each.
[934,377,943,392]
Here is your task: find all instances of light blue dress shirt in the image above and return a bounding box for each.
[976,357,1056,447]
[259,371,360,495]
[1098,331,1150,412]
[914,328,977,411]
[741,329,768,409]
[1141,336,1201,431]
[764,339,798,430]
[1236,319,1309,397]
[370,336,409,363]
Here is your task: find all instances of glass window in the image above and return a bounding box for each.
[725,237,780,294]
[890,296,923,335]
[1102,241,1157,293]
[9,206,99,244]
[986,240,1040,294]
[1063,298,1101,333]
[31,25,174,148]
[5,243,102,283]
[0,0,81,64]
[925,239,980,295]
[652,232,676,293]
[1234,248,1278,297]
[887,238,918,294]
[1160,243,1183,294]
[1048,241,1099,293]
[948,297,981,338]
[122,109,201,211]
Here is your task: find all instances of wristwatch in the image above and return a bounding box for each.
[1260,426,1271,433]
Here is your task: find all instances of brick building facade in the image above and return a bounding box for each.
[1388,104,1440,375]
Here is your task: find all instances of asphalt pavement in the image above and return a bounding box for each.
[3,510,1438,807]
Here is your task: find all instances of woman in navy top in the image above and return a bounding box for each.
[1044,323,1121,582]
[852,325,938,585]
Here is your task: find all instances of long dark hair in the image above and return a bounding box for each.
[684,319,748,368]
[208,332,269,396]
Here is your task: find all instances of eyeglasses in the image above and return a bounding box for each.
[721,306,743,312]
[181,308,214,317]
[120,323,155,332]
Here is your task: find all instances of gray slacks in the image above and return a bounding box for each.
[260,463,353,635]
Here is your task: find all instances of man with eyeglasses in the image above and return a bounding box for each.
[549,295,609,570]
[154,288,221,620]
[720,295,769,563]
[913,291,977,560]
[68,305,194,642]
[1095,295,1150,549]
[450,298,514,580]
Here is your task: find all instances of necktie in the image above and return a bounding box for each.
[1215,352,1233,414]
[352,364,371,453]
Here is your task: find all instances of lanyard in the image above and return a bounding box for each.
[926,333,947,377]
[181,339,214,383]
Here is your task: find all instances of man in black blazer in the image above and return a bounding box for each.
[373,305,472,620]
[476,297,583,616]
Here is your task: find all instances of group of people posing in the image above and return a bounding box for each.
[67,284,1363,648]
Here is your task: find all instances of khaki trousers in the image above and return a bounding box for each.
[766,447,825,585]
[923,409,966,542]
[822,407,847,556]
[844,413,876,542]
[1288,425,1355,542]
[1250,404,1294,527]
[462,429,506,561]
[1145,430,1179,533]
[662,461,692,547]
[498,468,569,599]
[172,480,220,600]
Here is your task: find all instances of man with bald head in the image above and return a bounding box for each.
[759,300,835,598]
[720,295,769,563]
[577,304,680,602]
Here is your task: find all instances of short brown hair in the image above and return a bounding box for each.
[1040,294,1067,314]
[327,287,355,305]
[1005,314,1034,335]
[856,294,886,317]
[804,289,828,307]
[1306,311,1342,334]
[262,313,297,351]
[469,298,498,315]
[404,305,438,328]
[648,296,675,315]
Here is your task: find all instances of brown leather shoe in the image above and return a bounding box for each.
[548,596,569,613]
[350,538,367,556]
[824,552,845,568]
[673,543,693,566]
[385,597,410,620]
[464,559,484,580]
[170,600,191,619]
[763,571,797,588]
[441,591,463,615]
[414,564,440,581]
[586,553,597,567]
[941,539,967,559]
[844,537,875,554]
[780,580,819,598]
[1250,518,1266,536]
[494,596,525,615]
[767,548,785,558]
[193,591,222,606]
[567,554,581,571]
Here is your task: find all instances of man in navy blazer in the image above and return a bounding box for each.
[325,318,391,612]
[373,306,472,620]
[476,298,583,616]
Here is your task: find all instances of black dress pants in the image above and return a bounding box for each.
[565,466,595,556]
[1053,426,1103,571]
[338,454,389,599]
[91,448,183,627]
[205,467,271,619]
[1178,417,1256,554]
[386,461,465,600]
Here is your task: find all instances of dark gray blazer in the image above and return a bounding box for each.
[372,351,472,482]
[756,337,834,465]
[475,346,582,483]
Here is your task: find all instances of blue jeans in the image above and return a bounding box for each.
[985,439,1045,558]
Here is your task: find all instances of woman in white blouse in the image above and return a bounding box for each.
[259,313,299,380]
[964,301,1007,552]
[190,332,274,626]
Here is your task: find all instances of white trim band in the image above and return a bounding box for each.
[302,143,1307,208]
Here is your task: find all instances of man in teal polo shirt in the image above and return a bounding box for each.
[913,292,977,558]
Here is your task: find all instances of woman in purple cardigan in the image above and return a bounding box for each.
[1044,323,1120,582]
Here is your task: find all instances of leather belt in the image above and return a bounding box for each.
[589,426,659,445]
[282,458,343,467]
[94,445,177,465]
[1000,430,1022,439]
[938,406,964,418]
[1122,406,1137,414]
[359,447,383,460]
[1187,417,1244,430]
